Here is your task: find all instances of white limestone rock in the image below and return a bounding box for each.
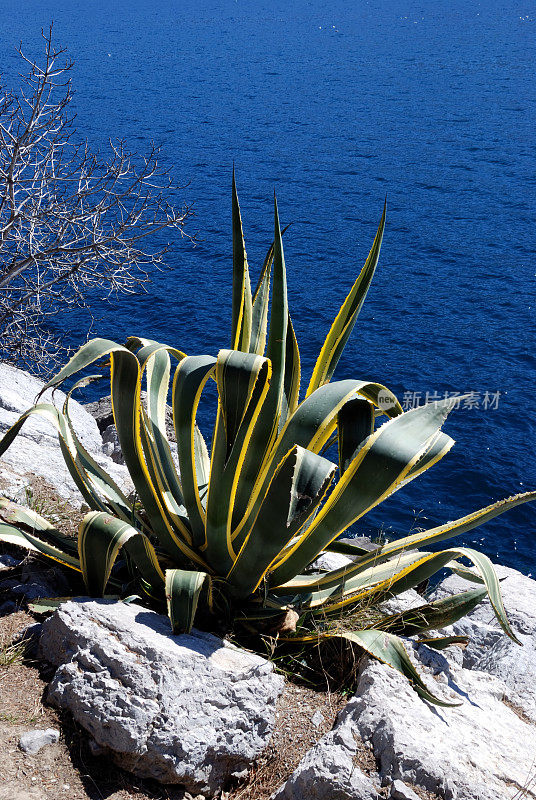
[0,362,132,503]
[430,564,536,723]
[39,599,284,794]
[311,709,324,728]
[351,646,536,800]
[306,551,354,572]
[305,539,378,574]
[101,423,123,463]
[389,780,422,800]
[378,589,424,616]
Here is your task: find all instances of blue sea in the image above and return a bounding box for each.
[1,1,534,574]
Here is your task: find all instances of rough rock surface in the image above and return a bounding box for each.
[274,642,536,800]
[307,551,354,573]
[39,599,284,794]
[430,563,536,723]
[0,363,131,503]
[378,589,424,616]
[83,395,115,432]
[86,393,176,465]
[390,780,421,800]
[100,423,122,463]
[0,559,72,605]
[352,646,536,800]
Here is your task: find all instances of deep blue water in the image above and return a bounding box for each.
[1,1,535,574]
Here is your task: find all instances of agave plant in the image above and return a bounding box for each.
[0,177,533,704]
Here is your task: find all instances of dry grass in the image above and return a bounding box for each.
[511,762,536,800]
[0,610,30,669]
[0,637,26,668]
[228,682,346,800]
[20,477,84,537]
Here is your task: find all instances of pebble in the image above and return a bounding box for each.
[311,709,325,727]
[19,729,60,755]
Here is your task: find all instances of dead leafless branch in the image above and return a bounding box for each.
[0,25,192,374]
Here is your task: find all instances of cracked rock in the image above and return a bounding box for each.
[39,599,284,794]
[351,645,536,800]
[430,563,536,724]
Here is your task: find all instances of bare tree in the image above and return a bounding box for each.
[0,26,192,373]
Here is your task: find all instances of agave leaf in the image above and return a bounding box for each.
[231,170,253,352]
[62,382,139,523]
[278,380,401,458]
[283,626,459,706]
[249,222,293,357]
[139,405,193,542]
[28,597,83,614]
[249,240,272,356]
[325,539,376,558]
[418,635,470,650]
[354,491,536,579]
[42,337,129,390]
[266,195,289,404]
[301,545,520,644]
[78,511,165,597]
[172,355,217,545]
[0,521,81,571]
[306,201,386,397]
[165,568,208,634]
[41,337,185,395]
[35,336,195,563]
[269,396,460,586]
[204,350,272,572]
[142,344,186,508]
[231,197,290,517]
[341,629,460,707]
[0,523,40,552]
[215,350,268,461]
[109,347,207,569]
[0,402,113,515]
[0,499,77,549]
[450,564,485,584]
[232,379,401,553]
[226,445,336,598]
[281,314,301,427]
[402,431,455,484]
[377,587,488,636]
[272,549,425,596]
